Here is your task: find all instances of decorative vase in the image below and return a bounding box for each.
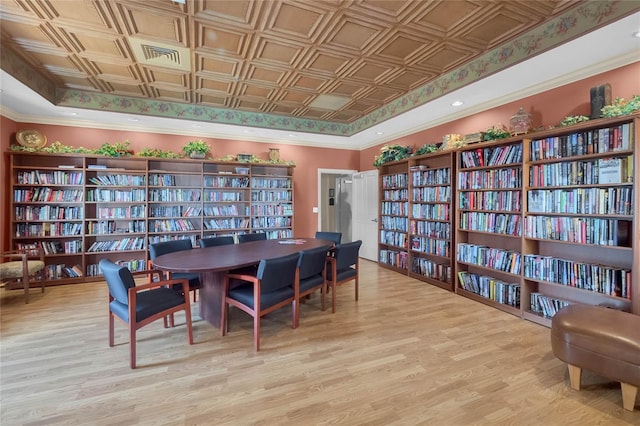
[510,107,532,135]
[189,152,206,159]
[269,147,280,162]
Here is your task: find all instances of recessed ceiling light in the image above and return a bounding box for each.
[288,133,296,137]
[634,31,640,38]
[128,118,139,122]
[376,131,384,135]
[65,112,77,116]
[451,100,464,107]
[192,124,202,128]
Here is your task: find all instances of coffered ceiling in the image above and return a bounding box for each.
[1,1,639,146]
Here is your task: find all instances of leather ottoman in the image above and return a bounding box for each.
[551,304,640,411]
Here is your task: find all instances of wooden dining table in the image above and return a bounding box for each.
[151,238,333,328]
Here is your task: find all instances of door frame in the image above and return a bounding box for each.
[317,168,357,233]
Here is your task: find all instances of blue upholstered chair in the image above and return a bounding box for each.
[221,252,299,351]
[294,245,332,327]
[237,232,267,243]
[315,231,342,245]
[326,240,362,313]
[149,239,200,302]
[199,236,235,248]
[99,259,193,368]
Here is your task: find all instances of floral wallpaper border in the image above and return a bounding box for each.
[1,1,637,137]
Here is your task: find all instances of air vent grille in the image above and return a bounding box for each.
[129,37,191,71]
[141,45,181,65]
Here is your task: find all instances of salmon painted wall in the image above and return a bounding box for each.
[360,62,640,169]
[0,122,360,250]
[2,62,638,251]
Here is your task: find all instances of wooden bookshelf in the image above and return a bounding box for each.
[407,151,455,291]
[9,153,294,286]
[455,137,525,317]
[378,160,410,274]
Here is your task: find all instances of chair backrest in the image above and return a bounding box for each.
[199,236,235,248]
[238,232,267,243]
[315,231,342,245]
[298,245,331,280]
[99,258,136,305]
[256,252,299,293]
[334,240,362,270]
[149,239,192,260]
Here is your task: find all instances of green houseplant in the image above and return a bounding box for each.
[182,140,211,158]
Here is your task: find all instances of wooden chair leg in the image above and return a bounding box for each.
[621,382,638,411]
[109,313,115,347]
[220,299,228,337]
[254,315,260,352]
[567,364,581,390]
[24,277,29,304]
[331,281,337,313]
[129,325,137,369]
[355,276,359,301]
[184,298,194,345]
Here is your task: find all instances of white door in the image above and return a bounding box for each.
[352,170,378,261]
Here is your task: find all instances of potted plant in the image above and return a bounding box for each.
[182,140,211,159]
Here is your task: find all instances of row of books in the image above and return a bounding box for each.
[14,206,84,221]
[149,219,197,232]
[381,173,408,189]
[205,218,250,230]
[457,271,520,307]
[530,293,570,318]
[411,186,451,203]
[459,143,523,168]
[457,167,522,190]
[459,190,521,212]
[14,188,84,203]
[256,229,293,239]
[87,220,146,235]
[380,230,408,248]
[148,235,197,247]
[250,204,293,216]
[251,190,292,202]
[251,217,291,228]
[204,190,246,202]
[87,238,146,252]
[148,173,178,187]
[410,237,450,257]
[379,249,409,269]
[411,203,450,221]
[88,174,146,186]
[527,187,633,216]
[529,156,632,187]
[203,176,249,188]
[17,170,84,185]
[381,201,409,216]
[529,123,633,161]
[44,264,84,279]
[204,205,248,216]
[382,189,408,201]
[410,220,450,239]
[147,189,200,202]
[456,243,522,275]
[458,212,522,236]
[411,167,450,186]
[251,178,292,189]
[523,216,631,247]
[523,254,631,299]
[381,216,408,231]
[97,206,146,219]
[15,222,82,237]
[411,257,451,282]
[87,189,146,202]
[149,206,203,218]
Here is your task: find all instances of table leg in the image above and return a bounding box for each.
[199,270,226,328]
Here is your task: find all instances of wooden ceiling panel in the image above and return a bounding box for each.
[0,0,613,125]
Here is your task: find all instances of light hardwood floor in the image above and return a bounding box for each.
[1,260,637,425]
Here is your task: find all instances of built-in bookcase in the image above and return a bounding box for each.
[9,153,294,286]
[408,151,455,290]
[455,138,525,316]
[521,115,638,326]
[378,160,409,273]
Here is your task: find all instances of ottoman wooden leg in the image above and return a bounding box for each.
[567,364,582,390]
[621,382,637,411]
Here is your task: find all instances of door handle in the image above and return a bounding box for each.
[371,218,378,222]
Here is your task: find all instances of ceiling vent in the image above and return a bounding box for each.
[129,37,191,72]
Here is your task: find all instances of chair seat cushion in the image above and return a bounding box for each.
[327,267,357,283]
[0,261,45,279]
[228,283,294,311]
[298,274,324,293]
[110,287,185,322]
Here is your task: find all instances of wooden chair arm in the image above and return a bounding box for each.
[225,273,259,284]
[131,268,164,282]
[132,277,189,293]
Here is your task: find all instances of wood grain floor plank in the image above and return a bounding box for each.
[1,260,638,425]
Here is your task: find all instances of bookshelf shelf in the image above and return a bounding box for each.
[9,153,295,286]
